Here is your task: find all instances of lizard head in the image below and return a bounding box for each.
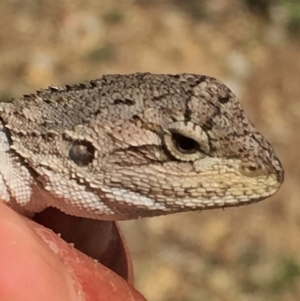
[1,73,284,220]
[86,74,284,218]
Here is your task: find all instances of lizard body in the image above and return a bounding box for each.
[0,73,284,220]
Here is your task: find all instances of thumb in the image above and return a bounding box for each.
[0,203,146,301]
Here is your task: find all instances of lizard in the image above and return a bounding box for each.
[0,72,284,222]
[0,73,284,220]
[0,72,285,264]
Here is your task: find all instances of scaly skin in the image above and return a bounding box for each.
[0,73,284,220]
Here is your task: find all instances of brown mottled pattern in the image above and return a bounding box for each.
[0,73,284,220]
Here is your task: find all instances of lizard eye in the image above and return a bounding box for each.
[163,122,210,161]
[69,141,95,166]
[172,133,199,154]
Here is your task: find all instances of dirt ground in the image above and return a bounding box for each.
[0,1,300,300]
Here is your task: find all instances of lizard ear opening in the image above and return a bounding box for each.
[69,141,95,166]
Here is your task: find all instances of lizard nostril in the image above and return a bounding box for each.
[239,161,266,177]
[69,141,95,166]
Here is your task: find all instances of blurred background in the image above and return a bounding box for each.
[0,0,299,300]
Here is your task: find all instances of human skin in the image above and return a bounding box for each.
[0,203,146,301]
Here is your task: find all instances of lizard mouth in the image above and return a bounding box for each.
[33,208,130,279]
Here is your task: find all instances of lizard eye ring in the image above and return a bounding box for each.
[163,122,210,161]
[69,141,95,166]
